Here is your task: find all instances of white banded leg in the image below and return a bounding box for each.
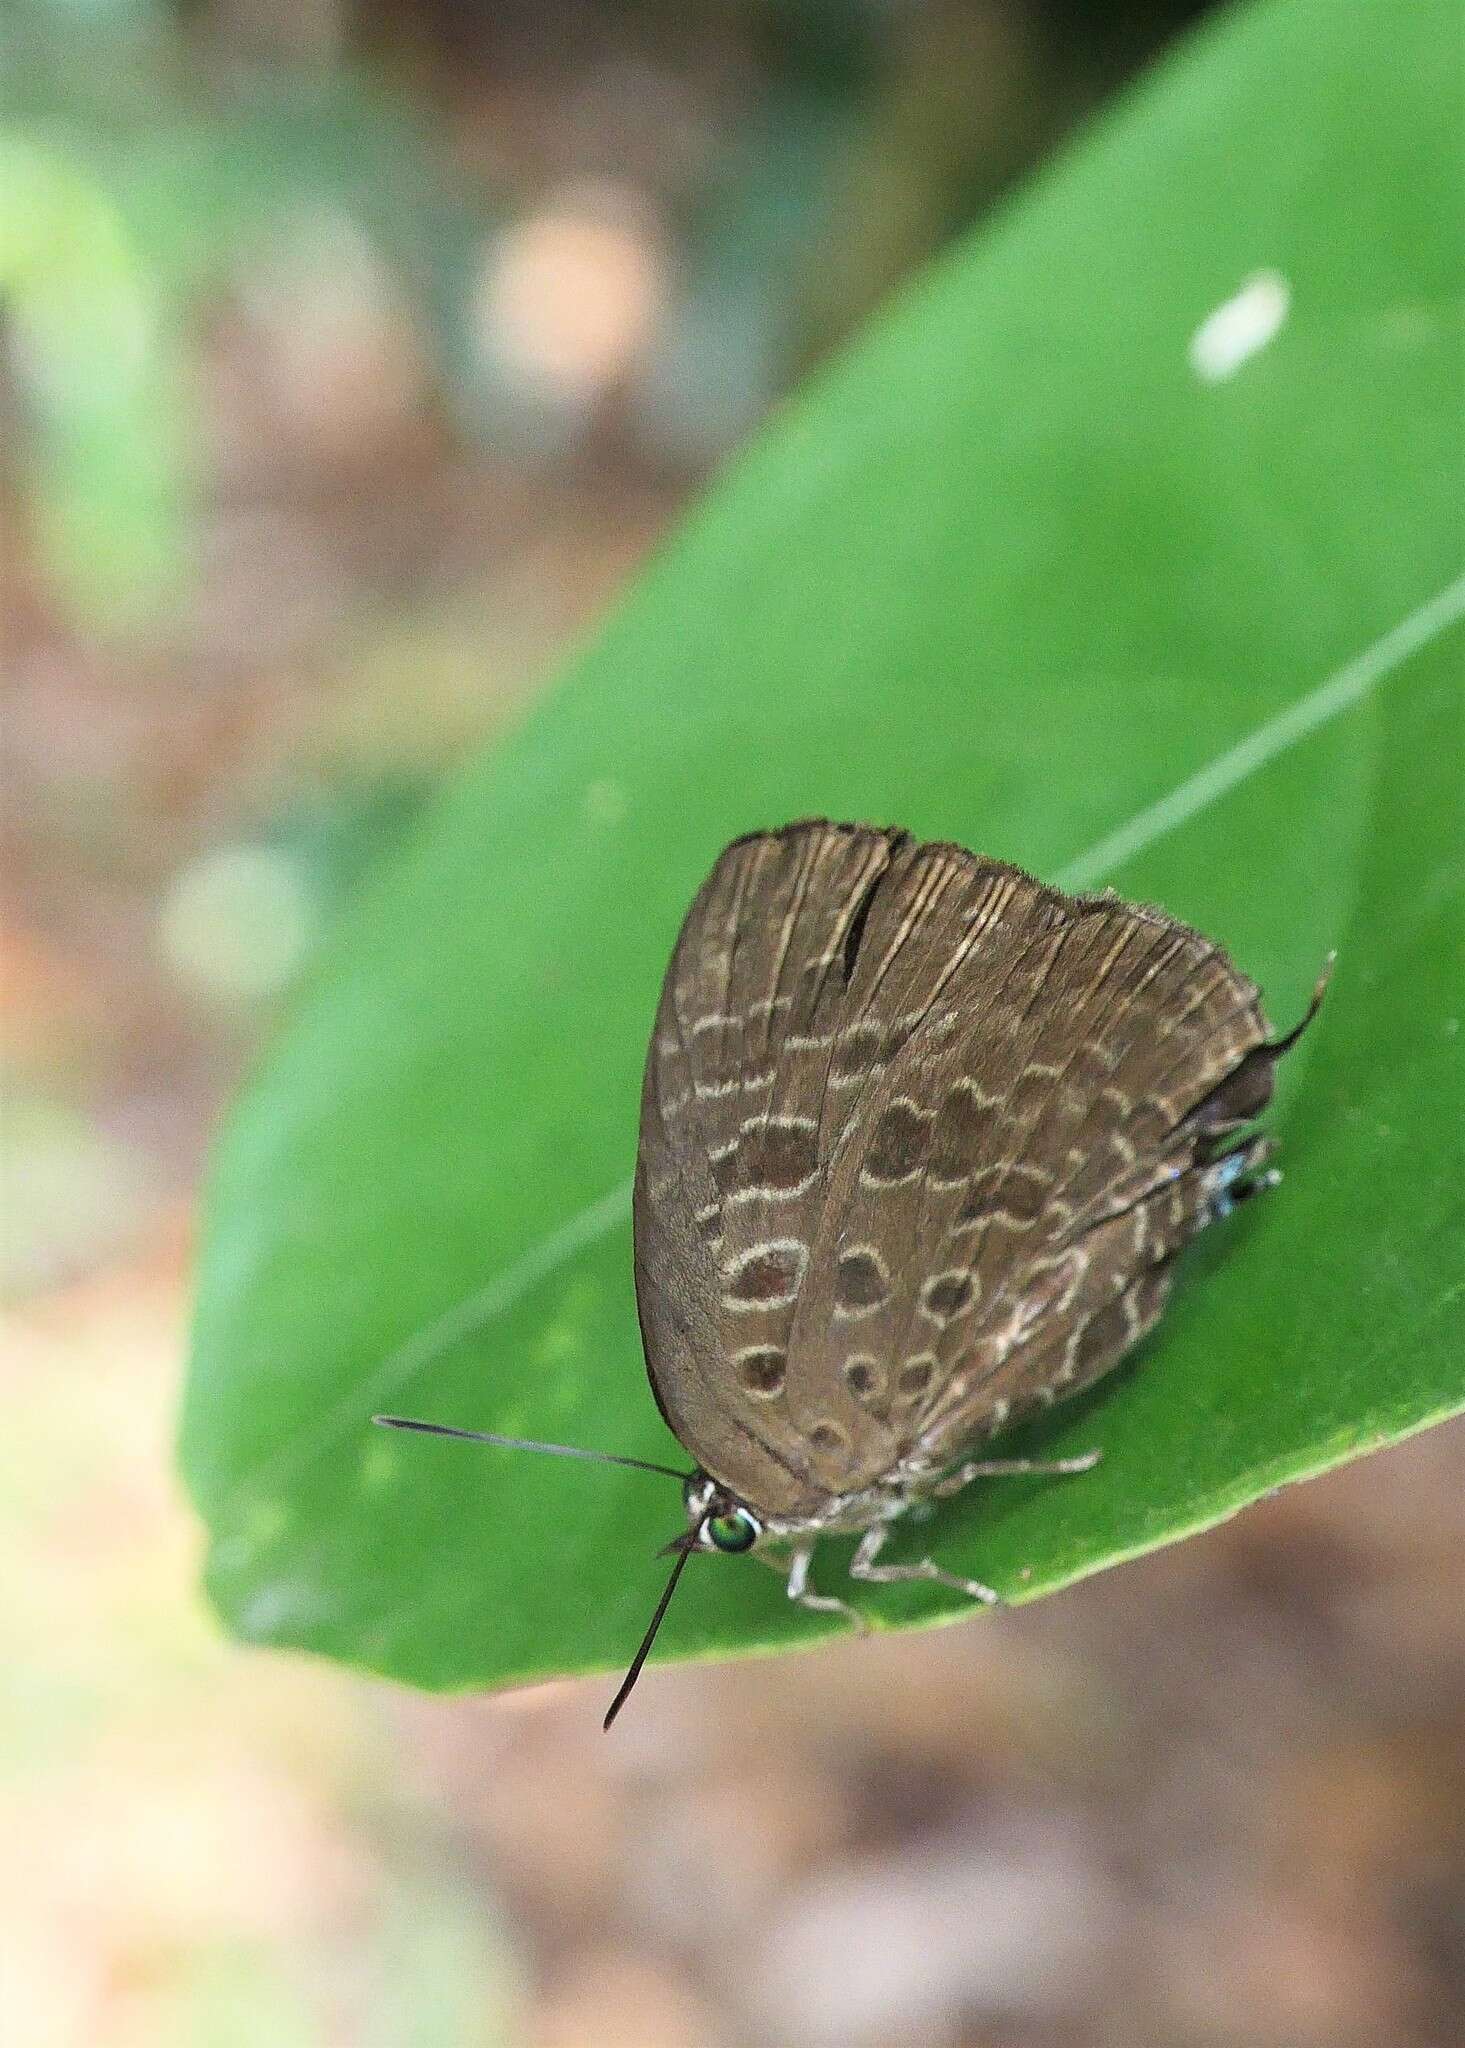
[757,1544,868,1631]
[931,1447,1102,1499]
[849,1523,1002,1607]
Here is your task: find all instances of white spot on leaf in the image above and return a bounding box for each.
[1189,270,1291,384]
[236,1579,335,1639]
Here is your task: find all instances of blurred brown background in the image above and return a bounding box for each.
[4,3,1462,2043]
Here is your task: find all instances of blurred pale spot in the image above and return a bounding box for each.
[234,203,425,457]
[158,844,318,1001]
[2,143,157,413]
[1,1098,156,1293]
[477,183,666,403]
[533,1948,716,2048]
[584,776,628,827]
[632,279,777,464]
[748,1817,1113,2047]
[1188,269,1291,384]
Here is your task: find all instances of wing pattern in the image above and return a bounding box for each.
[634,821,1288,1520]
[633,822,907,1516]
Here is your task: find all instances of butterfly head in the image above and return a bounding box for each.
[681,1472,763,1554]
[372,1415,768,1726]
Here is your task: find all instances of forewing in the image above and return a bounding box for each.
[633,821,908,1517]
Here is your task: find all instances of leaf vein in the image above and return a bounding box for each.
[1057,571,1465,889]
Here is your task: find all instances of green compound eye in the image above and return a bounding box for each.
[706,1509,759,1554]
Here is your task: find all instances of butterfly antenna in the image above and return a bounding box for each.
[371,1414,690,1482]
[603,1536,697,1731]
[1267,950,1336,1055]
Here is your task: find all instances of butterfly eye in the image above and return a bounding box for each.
[705,1508,759,1554]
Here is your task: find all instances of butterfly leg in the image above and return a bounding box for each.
[931,1448,1101,1499]
[848,1524,1002,1606]
[759,1544,869,1631]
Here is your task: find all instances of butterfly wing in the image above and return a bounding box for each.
[783,836,1285,1489]
[633,821,909,1519]
[636,821,1302,1520]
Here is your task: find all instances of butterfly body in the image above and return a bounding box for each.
[635,820,1322,1589]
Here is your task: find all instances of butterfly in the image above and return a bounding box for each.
[379,820,1327,1724]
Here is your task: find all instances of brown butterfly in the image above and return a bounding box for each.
[379,821,1328,1725]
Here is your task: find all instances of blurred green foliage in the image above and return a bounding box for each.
[3,0,1220,631]
[0,122,191,623]
[2,0,478,626]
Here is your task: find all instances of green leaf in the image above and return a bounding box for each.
[181,0,1465,1697]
